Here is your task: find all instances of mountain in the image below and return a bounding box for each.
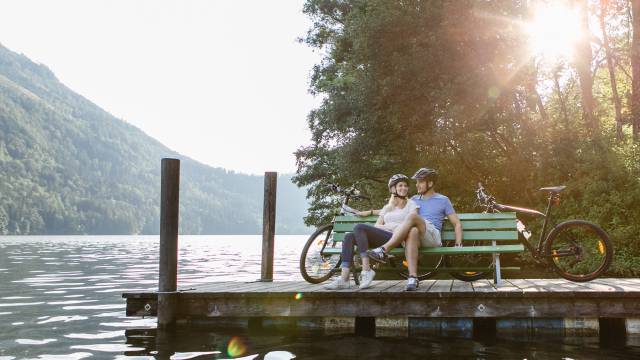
[0,44,311,235]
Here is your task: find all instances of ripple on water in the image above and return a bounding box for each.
[100,318,156,328]
[69,344,146,352]
[23,352,93,360]
[62,304,122,310]
[1,296,32,300]
[37,315,89,324]
[47,300,98,305]
[0,302,45,307]
[264,351,296,360]
[168,352,222,359]
[15,338,57,345]
[64,330,124,339]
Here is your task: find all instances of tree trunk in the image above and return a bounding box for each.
[575,0,598,137]
[600,0,624,141]
[632,0,640,141]
[553,66,571,129]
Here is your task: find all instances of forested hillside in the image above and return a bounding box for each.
[295,0,640,276]
[0,44,310,235]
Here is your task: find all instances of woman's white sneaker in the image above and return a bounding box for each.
[324,277,351,290]
[359,269,376,289]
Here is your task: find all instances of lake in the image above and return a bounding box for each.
[0,235,638,359]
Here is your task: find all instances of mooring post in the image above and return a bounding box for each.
[158,158,180,328]
[260,171,277,282]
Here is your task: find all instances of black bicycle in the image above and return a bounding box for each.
[299,184,443,284]
[448,183,613,282]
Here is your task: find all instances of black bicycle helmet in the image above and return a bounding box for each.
[411,167,438,182]
[388,174,410,192]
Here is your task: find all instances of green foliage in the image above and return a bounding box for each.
[295,0,640,276]
[0,44,310,235]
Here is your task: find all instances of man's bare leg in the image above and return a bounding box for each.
[405,227,421,277]
[381,213,426,253]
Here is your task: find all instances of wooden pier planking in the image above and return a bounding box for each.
[124,278,640,324]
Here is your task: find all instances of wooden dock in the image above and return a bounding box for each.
[123,278,640,337]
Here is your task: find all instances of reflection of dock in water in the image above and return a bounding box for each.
[123,278,640,337]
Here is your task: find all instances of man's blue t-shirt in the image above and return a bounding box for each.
[410,193,455,232]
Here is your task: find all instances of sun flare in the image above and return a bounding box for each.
[526,3,582,61]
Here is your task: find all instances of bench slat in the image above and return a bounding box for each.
[333,230,518,242]
[334,212,516,223]
[322,243,524,255]
[333,219,517,233]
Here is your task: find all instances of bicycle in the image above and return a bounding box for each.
[447,183,613,282]
[299,183,443,284]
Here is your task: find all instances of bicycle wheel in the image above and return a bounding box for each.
[300,224,342,284]
[544,220,613,282]
[398,254,444,281]
[444,240,492,282]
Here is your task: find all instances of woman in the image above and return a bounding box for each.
[324,174,419,290]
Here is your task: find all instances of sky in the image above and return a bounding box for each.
[0,0,323,175]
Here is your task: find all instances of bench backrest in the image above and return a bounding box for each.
[332,212,518,243]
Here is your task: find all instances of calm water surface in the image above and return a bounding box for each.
[0,235,638,359]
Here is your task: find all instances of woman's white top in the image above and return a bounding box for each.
[379,200,418,232]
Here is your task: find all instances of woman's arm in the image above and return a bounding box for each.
[356,209,380,217]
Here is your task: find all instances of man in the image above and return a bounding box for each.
[368,167,463,291]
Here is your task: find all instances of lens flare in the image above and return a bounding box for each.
[227,336,247,358]
[294,292,303,300]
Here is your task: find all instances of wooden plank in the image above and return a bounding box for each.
[495,279,523,292]
[441,230,518,241]
[364,280,403,293]
[592,279,640,292]
[334,213,516,224]
[416,279,438,293]
[222,281,280,292]
[443,219,517,230]
[334,232,520,242]
[508,279,544,293]
[427,280,453,293]
[334,219,518,232]
[451,280,474,292]
[324,244,524,254]
[471,279,497,293]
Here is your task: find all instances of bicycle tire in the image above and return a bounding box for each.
[444,240,492,282]
[544,220,613,282]
[398,254,444,281]
[300,224,342,284]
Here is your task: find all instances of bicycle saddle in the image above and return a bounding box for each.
[538,185,566,193]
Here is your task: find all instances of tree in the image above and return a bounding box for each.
[632,0,640,141]
[599,0,624,141]
[574,0,598,137]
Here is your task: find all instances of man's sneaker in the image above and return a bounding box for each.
[359,269,376,289]
[405,276,419,291]
[323,277,351,290]
[367,247,388,264]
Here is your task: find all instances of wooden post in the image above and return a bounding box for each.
[158,158,180,328]
[260,172,277,281]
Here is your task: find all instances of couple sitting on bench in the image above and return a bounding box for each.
[324,167,463,291]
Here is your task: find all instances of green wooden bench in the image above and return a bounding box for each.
[323,212,524,285]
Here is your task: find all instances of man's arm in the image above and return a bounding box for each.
[447,213,463,247]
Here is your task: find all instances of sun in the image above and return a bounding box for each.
[525,3,582,61]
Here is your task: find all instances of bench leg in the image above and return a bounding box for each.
[492,240,502,286]
[493,254,502,286]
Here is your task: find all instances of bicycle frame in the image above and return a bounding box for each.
[478,184,561,260]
